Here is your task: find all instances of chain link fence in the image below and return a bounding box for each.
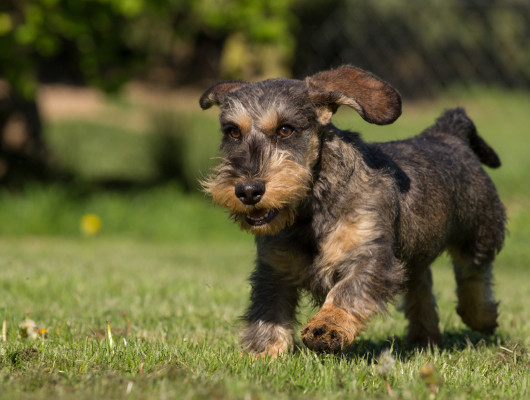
[292,0,530,99]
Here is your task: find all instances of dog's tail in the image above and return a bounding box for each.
[430,107,501,168]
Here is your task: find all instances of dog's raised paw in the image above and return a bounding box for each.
[301,308,358,353]
[301,324,343,352]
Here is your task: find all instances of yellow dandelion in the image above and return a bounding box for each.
[80,214,102,235]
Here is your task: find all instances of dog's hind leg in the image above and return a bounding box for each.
[448,204,503,336]
[450,251,499,335]
[403,266,443,346]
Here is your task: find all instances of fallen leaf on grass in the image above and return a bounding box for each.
[420,363,442,394]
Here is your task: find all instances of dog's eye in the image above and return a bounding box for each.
[224,126,241,140]
[277,125,295,138]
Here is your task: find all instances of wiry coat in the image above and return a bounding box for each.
[200,66,505,355]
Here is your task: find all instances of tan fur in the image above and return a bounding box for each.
[304,132,321,169]
[200,166,244,212]
[242,321,293,358]
[202,149,312,236]
[317,215,378,289]
[320,217,377,267]
[456,278,498,334]
[315,106,334,125]
[237,113,252,134]
[301,299,364,353]
[335,94,364,117]
[257,326,293,358]
[262,151,312,207]
[258,108,279,134]
[222,98,252,130]
[449,251,499,334]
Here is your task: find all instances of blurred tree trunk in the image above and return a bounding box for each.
[0,81,49,186]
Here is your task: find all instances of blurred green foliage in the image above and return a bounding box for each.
[0,0,296,98]
[191,0,296,43]
[1,0,143,96]
[1,0,529,97]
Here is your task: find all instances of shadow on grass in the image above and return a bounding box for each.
[293,330,509,363]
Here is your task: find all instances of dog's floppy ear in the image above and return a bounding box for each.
[199,80,247,109]
[306,65,402,125]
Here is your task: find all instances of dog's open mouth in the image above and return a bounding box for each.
[244,209,279,226]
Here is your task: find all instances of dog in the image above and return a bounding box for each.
[199,65,505,357]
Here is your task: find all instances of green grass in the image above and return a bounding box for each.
[1,87,529,398]
[0,184,245,242]
[0,238,528,399]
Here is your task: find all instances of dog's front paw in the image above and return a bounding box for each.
[301,305,360,353]
[301,321,351,353]
[253,341,291,359]
[242,322,293,359]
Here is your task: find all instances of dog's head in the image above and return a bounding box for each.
[199,65,401,236]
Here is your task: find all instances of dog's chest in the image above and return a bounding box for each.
[257,230,315,286]
[256,215,364,290]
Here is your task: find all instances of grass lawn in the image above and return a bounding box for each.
[0,236,528,399]
[1,87,529,398]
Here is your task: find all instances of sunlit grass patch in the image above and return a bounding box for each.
[0,237,528,399]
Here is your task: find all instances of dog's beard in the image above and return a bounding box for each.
[202,150,312,236]
[230,207,295,236]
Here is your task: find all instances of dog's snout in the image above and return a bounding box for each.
[235,182,266,205]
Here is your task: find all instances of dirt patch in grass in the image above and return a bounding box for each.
[37,83,203,133]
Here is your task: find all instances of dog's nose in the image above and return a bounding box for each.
[235,182,266,205]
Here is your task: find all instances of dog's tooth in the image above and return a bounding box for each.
[247,209,271,223]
